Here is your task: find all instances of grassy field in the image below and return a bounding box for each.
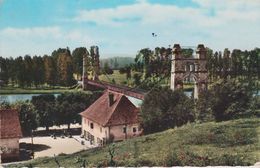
[12,118,260,167]
[99,70,129,84]
[99,70,142,87]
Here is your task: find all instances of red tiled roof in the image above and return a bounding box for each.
[80,90,139,126]
[0,109,22,139]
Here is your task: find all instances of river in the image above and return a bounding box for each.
[0,91,193,107]
[0,94,60,104]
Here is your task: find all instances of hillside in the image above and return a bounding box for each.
[100,57,135,69]
[12,118,260,167]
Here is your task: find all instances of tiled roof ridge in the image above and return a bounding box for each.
[103,93,124,126]
[80,89,139,127]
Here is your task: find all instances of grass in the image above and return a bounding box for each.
[99,70,141,87]
[11,118,260,167]
[99,70,128,84]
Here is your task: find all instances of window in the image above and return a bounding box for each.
[133,127,136,133]
[88,120,89,126]
[90,123,94,129]
[123,127,126,133]
[100,127,102,133]
[138,126,142,131]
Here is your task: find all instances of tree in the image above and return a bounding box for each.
[43,55,57,86]
[56,92,102,129]
[14,101,37,136]
[31,94,56,131]
[72,47,87,79]
[15,56,26,87]
[103,62,113,75]
[56,48,75,86]
[0,57,9,85]
[195,91,214,122]
[141,88,195,134]
[113,58,119,69]
[209,79,255,121]
[133,73,142,86]
[24,55,33,87]
[32,56,45,87]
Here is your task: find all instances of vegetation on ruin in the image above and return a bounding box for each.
[11,118,260,167]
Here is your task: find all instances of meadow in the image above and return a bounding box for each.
[12,117,260,167]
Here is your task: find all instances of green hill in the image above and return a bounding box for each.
[12,118,260,167]
[100,57,135,69]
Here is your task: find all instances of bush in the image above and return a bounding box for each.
[141,88,195,134]
[209,79,255,121]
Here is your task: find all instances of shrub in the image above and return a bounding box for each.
[141,88,195,134]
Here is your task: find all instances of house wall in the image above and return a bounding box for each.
[81,117,109,145]
[110,123,141,141]
[0,138,19,149]
[0,138,20,162]
[81,117,142,145]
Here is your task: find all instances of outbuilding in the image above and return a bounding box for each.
[80,90,142,146]
[0,109,22,163]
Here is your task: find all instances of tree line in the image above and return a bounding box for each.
[0,91,102,135]
[131,47,259,89]
[0,47,96,87]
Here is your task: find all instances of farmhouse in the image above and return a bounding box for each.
[80,90,142,146]
[0,109,22,163]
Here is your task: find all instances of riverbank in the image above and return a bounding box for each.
[0,86,73,95]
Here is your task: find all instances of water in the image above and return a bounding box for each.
[0,94,60,104]
[0,91,193,106]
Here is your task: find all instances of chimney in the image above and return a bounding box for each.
[108,93,114,106]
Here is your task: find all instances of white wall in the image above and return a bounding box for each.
[81,117,109,144]
[110,123,141,141]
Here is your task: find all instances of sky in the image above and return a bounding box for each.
[0,0,259,58]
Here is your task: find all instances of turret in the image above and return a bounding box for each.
[196,44,206,60]
[172,44,182,59]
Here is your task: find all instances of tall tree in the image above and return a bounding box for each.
[57,48,75,86]
[0,57,9,84]
[24,55,33,87]
[15,56,26,87]
[32,56,45,87]
[72,47,87,79]
[43,55,57,86]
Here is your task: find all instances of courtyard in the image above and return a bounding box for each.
[19,135,96,159]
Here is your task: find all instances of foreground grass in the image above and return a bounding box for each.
[11,118,260,167]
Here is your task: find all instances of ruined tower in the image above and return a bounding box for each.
[90,46,100,80]
[170,44,208,99]
[82,49,90,90]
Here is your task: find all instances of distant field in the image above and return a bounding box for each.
[12,118,260,167]
[99,70,141,87]
[99,70,128,84]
